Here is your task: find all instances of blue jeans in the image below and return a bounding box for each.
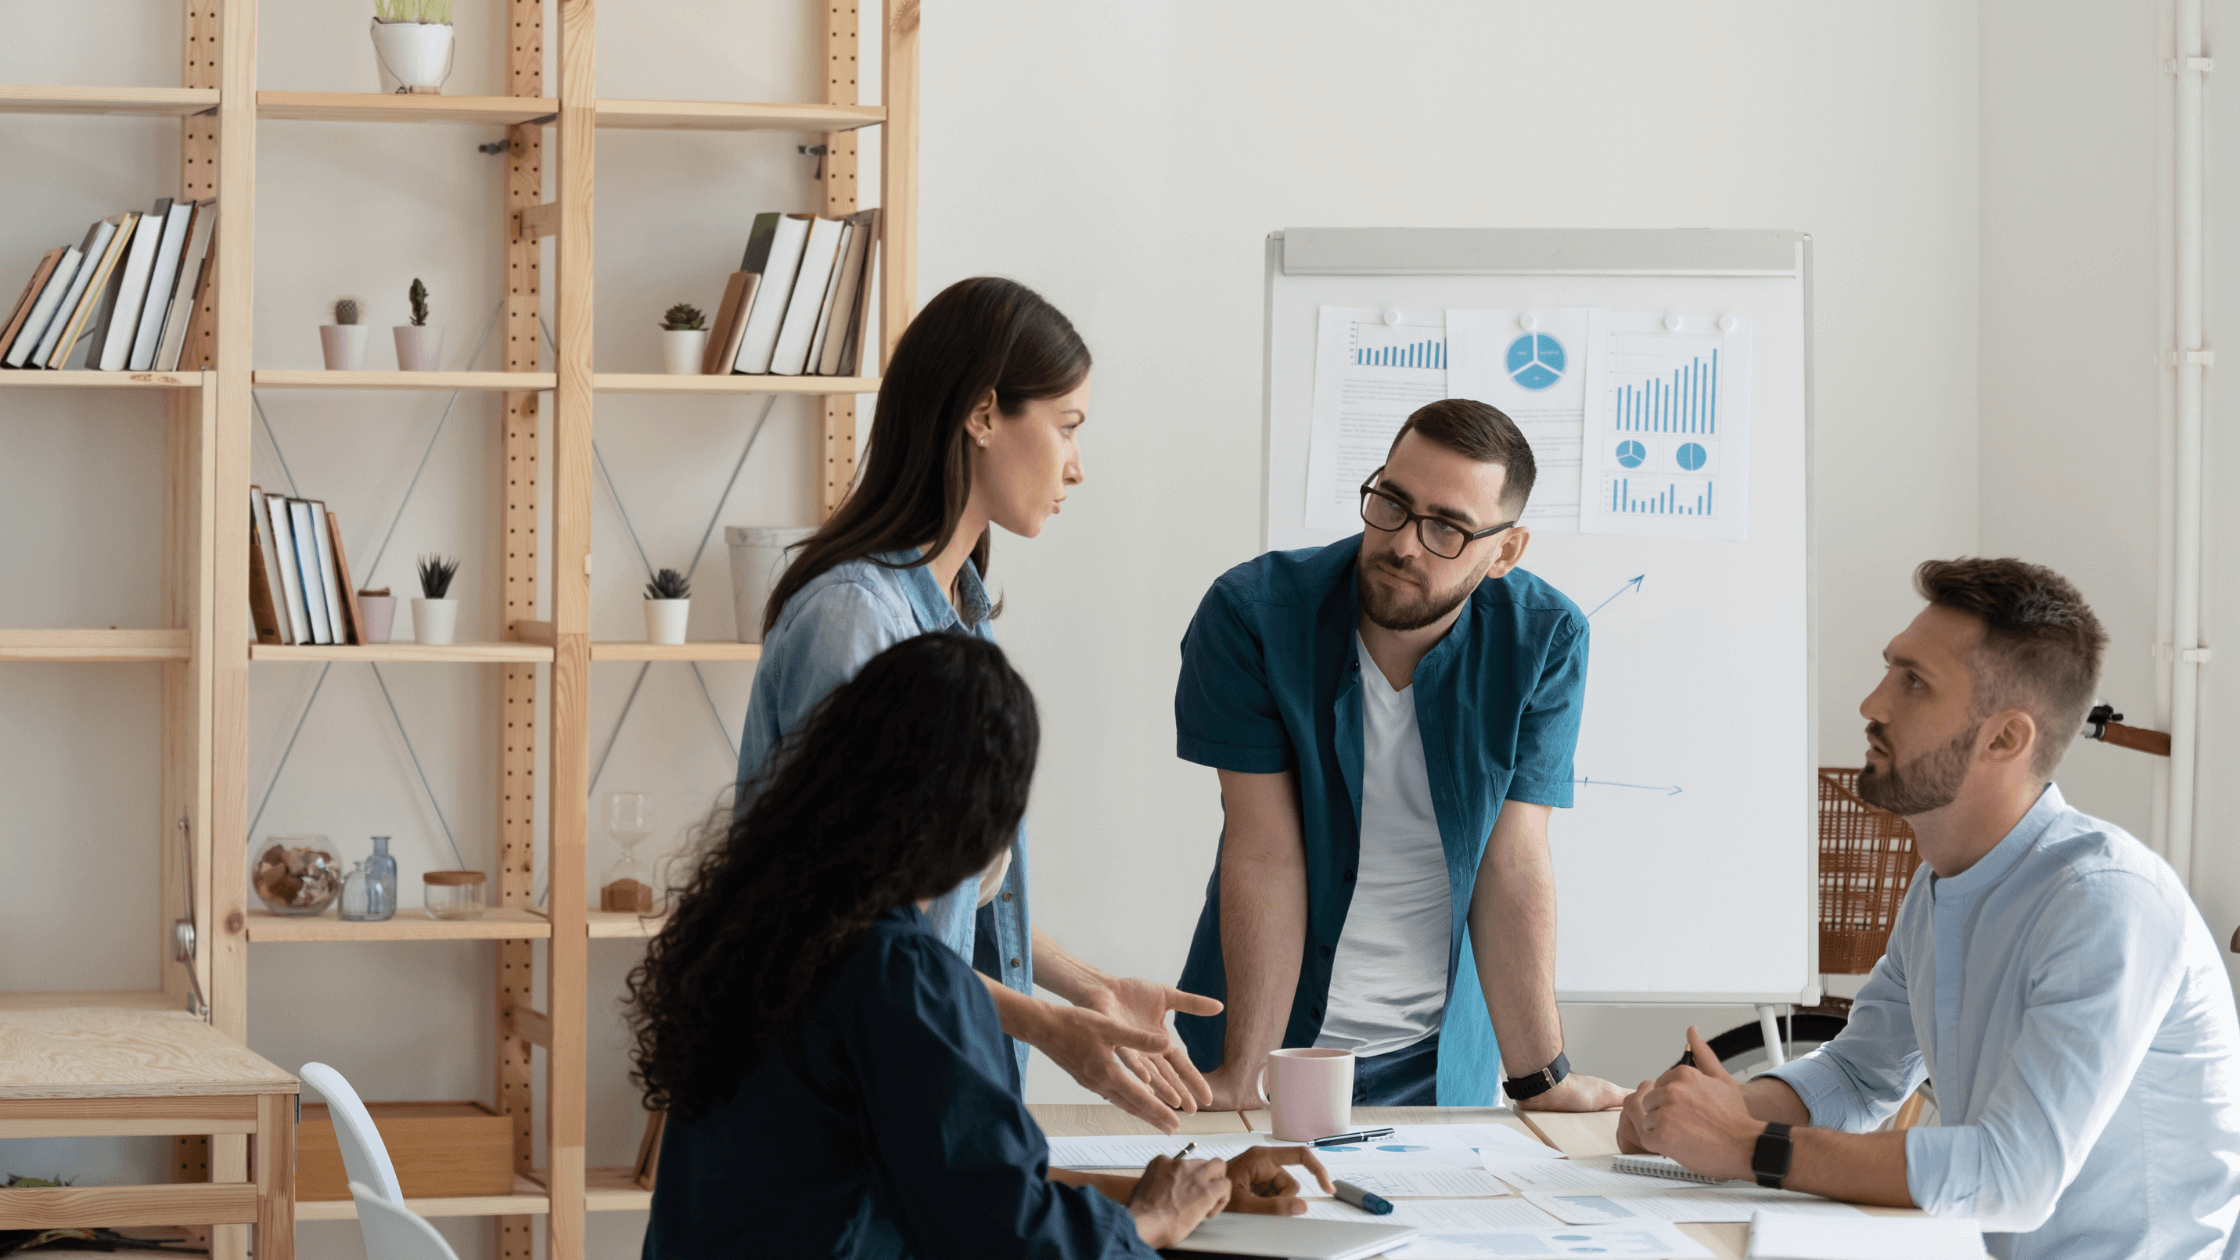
[1352,1031,1441,1106]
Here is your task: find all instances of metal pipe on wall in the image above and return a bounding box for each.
[2168,0,2209,891]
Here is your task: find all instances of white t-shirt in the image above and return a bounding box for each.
[1314,635,1455,1058]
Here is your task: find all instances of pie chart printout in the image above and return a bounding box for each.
[1506,332,1566,390]
[1675,442,1707,471]
[1614,440,1646,469]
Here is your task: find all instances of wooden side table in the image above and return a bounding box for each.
[0,1005,298,1260]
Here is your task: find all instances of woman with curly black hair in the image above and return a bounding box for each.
[630,634,1325,1258]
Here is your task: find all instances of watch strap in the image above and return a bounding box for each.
[1501,1051,1571,1101]
[1752,1121,1795,1189]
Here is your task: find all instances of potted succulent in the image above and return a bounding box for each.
[357,586,396,643]
[371,0,455,95]
[412,555,460,646]
[321,297,369,370]
[660,303,708,375]
[644,568,690,645]
[394,278,443,371]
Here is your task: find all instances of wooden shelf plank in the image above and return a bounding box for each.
[256,92,557,126]
[0,370,208,389]
[583,1167,652,1212]
[594,99,882,132]
[593,373,877,395]
[590,641,762,662]
[0,630,190,662]
[0,86,219,117]
[0,1007,297,1099]
[249,641,553,663]
[585,911,668,939]
[251,370,555,392]
[0,991,179,1014]
[245,908,552,943]
[296,1174,550,1221]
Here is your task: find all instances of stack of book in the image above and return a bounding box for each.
[0,198,219,374]
[248,487,369,646]
[703,208,880,376]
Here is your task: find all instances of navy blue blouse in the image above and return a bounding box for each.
[644,906,1152,1260]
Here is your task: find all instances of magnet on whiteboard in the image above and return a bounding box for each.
[1519,313,1540,332]
[1381,309,1401,327]
[1663,313,1684,332]
[1718,314,1737,332]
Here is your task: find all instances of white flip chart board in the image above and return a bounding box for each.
[1262,229,1817,1004]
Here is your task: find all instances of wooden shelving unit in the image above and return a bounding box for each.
[1,4,915,1260]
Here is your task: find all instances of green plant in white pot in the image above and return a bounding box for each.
[372,0,455,94]
[321,297,369,370]
[394,278,443,371]
[413,554,460,646]
[660,303,708,375]
[644,568,690,645]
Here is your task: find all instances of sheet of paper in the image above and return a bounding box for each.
[1746,1212,1986,1260]
[1299,1166,1518,1198]
[1382,1221,1713,1260]
[1043,1133,1259,1169]
[1261,1124,1561,1167]
[1303,306,1449,530]
[1303,1197,1564,1229]
[1482,1157,1705,1194]
[1580,311,1752,541]
[1446,308,1599,532]
[1525,1189,1867,1225]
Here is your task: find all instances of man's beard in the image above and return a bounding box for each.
[1359,551,1478,632]
[1855,720,1979,816]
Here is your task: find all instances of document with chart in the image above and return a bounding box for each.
[1580,312,1752,540]
[1446,308,1599,532]
[1303,307,1449,530]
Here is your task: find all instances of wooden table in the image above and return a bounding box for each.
[1030,1103,1931,1260]
[0,1006,299,1260]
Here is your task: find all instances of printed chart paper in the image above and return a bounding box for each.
[1581,313,1753,540]
[1297,1167,1518,1198]
[1446,309,1600,531]
[1304,1197,1563,1228]
[1483,1157,1707,1194]
[1525,1189,1866,1225]
[1303,307,1449,530]
[1043,1134,1260,1168]
[1258,1124,1563,1169]
[1382,1221,1713,1260]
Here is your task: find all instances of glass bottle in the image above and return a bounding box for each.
[364,836,398,922]
[338,861,373,921]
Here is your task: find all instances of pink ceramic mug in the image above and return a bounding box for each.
[1257,1047,1355,1142]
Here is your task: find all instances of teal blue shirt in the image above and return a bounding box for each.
[1171,536,1589,1105]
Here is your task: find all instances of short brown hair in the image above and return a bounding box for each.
[1387,399,1537,516]
[1913,558,2108,777]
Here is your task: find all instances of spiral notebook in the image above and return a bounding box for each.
[1609,1153,1726,1185]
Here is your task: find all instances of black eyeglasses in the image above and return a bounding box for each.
[1359,472,1516,560]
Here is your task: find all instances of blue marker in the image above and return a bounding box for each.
[1332,1180,1393,1216]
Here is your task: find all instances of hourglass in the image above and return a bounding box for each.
[601,791,657,914]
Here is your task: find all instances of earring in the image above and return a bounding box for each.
[977,437,987,447]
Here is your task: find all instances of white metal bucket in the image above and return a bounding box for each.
[726,526,816,644]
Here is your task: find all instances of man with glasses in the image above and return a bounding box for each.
[1173,398,1623,1111]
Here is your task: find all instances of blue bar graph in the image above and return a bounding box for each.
[1355,338,1447,369]
[1606,476,1716,517]
[1610,348,1719,434]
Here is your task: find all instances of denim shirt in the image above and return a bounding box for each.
[1763,785,2240,1260]
[736,550,1034,1080]
[1171,536,1589,1105]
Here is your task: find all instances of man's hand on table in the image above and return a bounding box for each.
[1195,1057,1273,1112]
[1074,976,1222,1115]
[1515,1071,1629,1112]
[1616,1026,1761,1180]
[1223,1145,1334,1215]
[1127,1155,1232,1249]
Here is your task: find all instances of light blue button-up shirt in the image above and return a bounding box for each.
[735,549,1033,1081]
[1764,784,2240,1260]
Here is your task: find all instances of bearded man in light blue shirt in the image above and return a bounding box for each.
[1620,557,2240,1260]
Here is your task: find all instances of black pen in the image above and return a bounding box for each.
[1172,1141,1198,1159]
[1309,1128,1395,1148]
[1680,1042,1697,1068]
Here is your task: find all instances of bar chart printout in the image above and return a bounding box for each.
[1303,307,1449,530]
[1583,316,1752,541]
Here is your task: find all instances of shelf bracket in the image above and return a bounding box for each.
[516,202,561,242]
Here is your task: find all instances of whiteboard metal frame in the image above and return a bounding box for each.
[1261,228,1821,1008]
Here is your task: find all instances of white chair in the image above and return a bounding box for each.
[350,1182,462,1260]
[299,1062,405,1204]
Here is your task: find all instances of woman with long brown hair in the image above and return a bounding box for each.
[734,276,1217,1132]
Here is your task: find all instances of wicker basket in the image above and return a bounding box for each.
[1818,768,1922,974]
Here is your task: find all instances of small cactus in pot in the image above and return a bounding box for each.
[644,567,691,645]
[321,296,371,370]
[660,301,712,375]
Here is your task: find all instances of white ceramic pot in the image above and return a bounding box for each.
[645,599,690,646]
[394,325,445,372]
[662,328,710,375]
[371,19,455,93]
[725,525,817,644]
[412,597,458,646]
[321,324,369,370]
[358,594,397,643]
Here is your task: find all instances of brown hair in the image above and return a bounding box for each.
[1913,558,2108,777]
[1387,398,1538,515]
[762,277,1091,634]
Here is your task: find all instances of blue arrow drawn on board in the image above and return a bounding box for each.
[1575,777,1684,796]
[1585,575,1645,619]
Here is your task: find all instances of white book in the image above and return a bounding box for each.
[4,245,83,368]
[287,500,333,644]
[154,202,215,372]
[731,213,813,374]
[264,491,313,646]
[817,211,875,376]
[307,499,348,645]
[250,487,296,645]
[128,200,196,371]
[803,222,853,374]
[28,220,113,368]
[98,203,168,371]
[768,215,845,376]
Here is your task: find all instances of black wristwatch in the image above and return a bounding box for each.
[1501,1051,1571,1101]
[1752,1122,1794,1189]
